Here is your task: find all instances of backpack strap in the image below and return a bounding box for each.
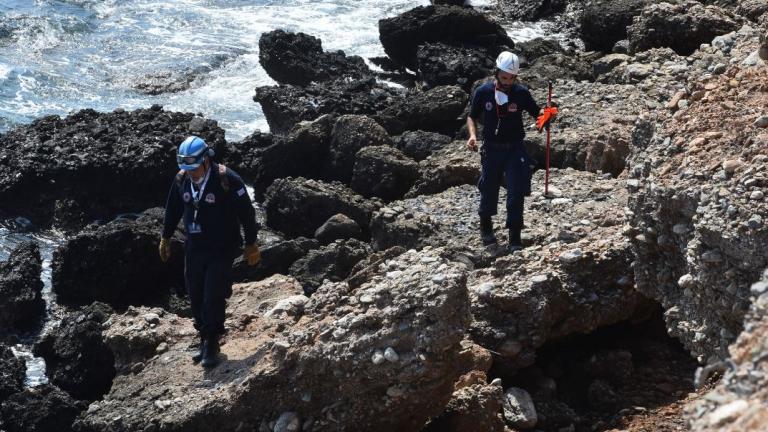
[175,169,186,188]
[218,164,230,193]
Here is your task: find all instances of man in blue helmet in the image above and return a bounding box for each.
[158,135,261,368]
[466,51,554,253]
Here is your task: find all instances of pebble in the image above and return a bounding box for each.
[754,116,768,129]
[384,347,399,363]
[386,386,405,398]
[748,215,763,229]
[503,387,538,429]
[672,223,688,235]
[678,274,695,289]
[722,160,742,174]
[155,342,168,354]
[701,250,723,263]
[274,412,301,432]
[371,350,385,365]
[143,313,160,325]
[707,400,748,427]
[749,190,764,200]
[559,249,583,264]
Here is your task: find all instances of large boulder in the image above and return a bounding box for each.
[0,384,85,432]
[351,146,420,201]
[52,208,185,309]
[225,115,334,198]
[74,249,472,432]
[0,107,226,228]
[254,78,403,135]
[0,344,25,399]
[628,1,741,56]
[314,214,364,245]
[258,30,370,86]
[33,302,115,402]
[393,130,453,162]
[0,242,44,332]
[378,5,513,69]
[374,85,468,136]
[327,115,392,183]
[627,64,768,362]
[425,382,505,432]
[416,43,496,92]
[520,53,594,89]
[497,0,566,21]
[515,38,566,65]
[288,238,372,293]
[231,237,320,283]
[579,0,649,52]
[263,177,382,239]
[405,140,480,198]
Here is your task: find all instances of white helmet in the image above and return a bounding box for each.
[495,51,520,75]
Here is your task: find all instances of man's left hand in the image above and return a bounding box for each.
[244,243,261,266]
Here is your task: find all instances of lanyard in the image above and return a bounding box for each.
[189,167,211,222]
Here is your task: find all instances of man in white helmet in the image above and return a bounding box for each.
[466,51,553,253]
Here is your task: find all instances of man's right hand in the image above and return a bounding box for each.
[467,136,478,152]
[159,237,171,263]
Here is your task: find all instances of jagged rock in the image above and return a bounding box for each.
[425,382,505,432]
[328,115,392,183]
[0,384,85,432]
[416,43,496,92]
[52,208,184,308]
[0,344,25,399]
[232,237,320,283]
[254,78,403,135]
[0,107,226,228]
[736,0,768,21]
[628,1,741,56]
[74,249,471,432]
[378,5,513,69]
[393,130,452,162]
[263,177,381,239]
[516,38,566,65]
[314,214,364,245]
[33,302,115,402]
[686,271,768,431]
[519,52,594,89]
[405,140,479,198]
[225,115,334,198]
[579,0,649,52]
[374,85,468,136]
[351,146,420,201]
[288,238,372,293]
[0,242,44,333]
[627,64,768,361]
[523,80,652,176]
[132,53,235,95]
[258,30,369,86]
[497,0,566,21]
[503,387,538,429]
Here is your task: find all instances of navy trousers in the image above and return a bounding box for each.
[477,142,532,230]
[184,248,234,338]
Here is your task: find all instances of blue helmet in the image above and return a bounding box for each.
[177,136,213,171]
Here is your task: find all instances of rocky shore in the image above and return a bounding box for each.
[1,1,767,431]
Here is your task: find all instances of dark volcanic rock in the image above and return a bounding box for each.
[416,43,495,92]
[0,241,44,332]
[579,0,649,52]
[0,107,226,228]
[393,130,453,162]
[33,302,115,402]
[351,146,420,201]
[378,5,513,69]
[327,115,392,183]
[0,344,25,399]
[225,115,334,198]
[263,177,382,239]
[314,213,364,245]
[497,0,566,21]
[258,30,370,86]
[254,77,403,135]
[516,38,566,65]
[0,384,85,432]
[52,208,184,308]
[520,53,594,89]
[288,238,372,293]
[375,85,468,136]
[406,140,479,198]
[426,382,505,432]
[628,1,741,56]
[231,237,319,283]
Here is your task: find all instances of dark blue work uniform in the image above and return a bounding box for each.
[469,81,540,230]
[162,163,259,338]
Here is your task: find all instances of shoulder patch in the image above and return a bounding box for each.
[237,188,246,197]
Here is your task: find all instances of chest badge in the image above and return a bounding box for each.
[508,103,518,113]
[183,192,191,203]
[485,102,493,111]
[205,193,216,204]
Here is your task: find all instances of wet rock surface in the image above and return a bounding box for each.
[259,30,370,86]
[75,249,471,432]
[627,60,768,362]
[52,208,184,309]
[0,344,25,399]
[0,107,225,228]
[0,241,45,333]
[378,5,513,69]
[264,177,381,239]
[33,302,115,402]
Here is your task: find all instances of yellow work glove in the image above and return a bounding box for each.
[158,237,171,263]
[243,243,261,266]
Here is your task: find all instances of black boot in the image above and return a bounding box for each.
[480,217,497,246]
[508,228,522,253]
[201,334,219,368]
[192,334,206,363]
